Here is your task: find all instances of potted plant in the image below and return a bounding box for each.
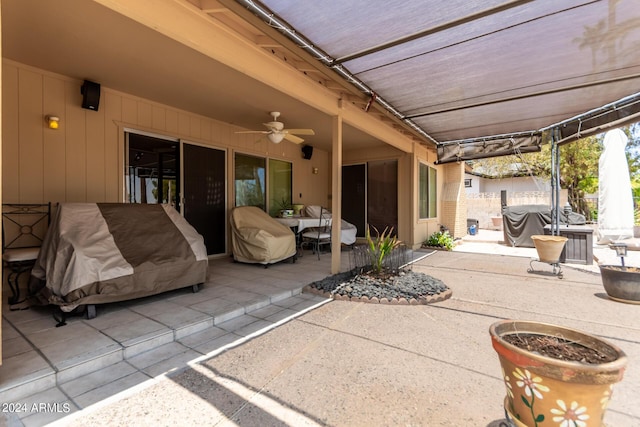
[490,320,627,427]
[599,265,640,304]
[531,235,567,263]
[273,197,293,217]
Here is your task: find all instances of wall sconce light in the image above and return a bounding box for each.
[312,167,319,174]
[46,115,60,130]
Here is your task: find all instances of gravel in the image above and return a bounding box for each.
[307,269,450,301]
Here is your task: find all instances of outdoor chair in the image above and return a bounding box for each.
[2,202,51,305]
[301,206,332,259]
[230,206,297,266]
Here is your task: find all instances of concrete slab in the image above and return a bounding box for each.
[54,251,640,426]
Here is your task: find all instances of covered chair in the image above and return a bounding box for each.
[230,206,297,265]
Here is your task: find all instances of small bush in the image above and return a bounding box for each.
[424,230,454,251]
[366,225,401,274]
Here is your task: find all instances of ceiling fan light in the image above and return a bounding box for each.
[267,132,285,144]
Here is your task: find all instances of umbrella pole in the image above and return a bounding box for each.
[550,128,561,236]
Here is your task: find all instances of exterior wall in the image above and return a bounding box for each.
[464,173,550,194]
[440,162,467,239]
[464,173,556,230]
[412,144,441,249]
[2,60,331,246]
[466,190,568,229]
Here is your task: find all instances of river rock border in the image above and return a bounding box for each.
[303,285,453,305]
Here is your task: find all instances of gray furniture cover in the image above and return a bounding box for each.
[30,203,208,312]
[502,204,586,247]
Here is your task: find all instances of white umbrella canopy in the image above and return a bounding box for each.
[597,129,635,243]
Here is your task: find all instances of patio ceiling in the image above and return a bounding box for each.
[3,0,640,159]
[1,0,391,152]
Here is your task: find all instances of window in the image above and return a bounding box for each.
[465,178,472,188]
[234,154,292,215]
[268,159,292,217]
[419,163,437,219]
[235,153,266,209]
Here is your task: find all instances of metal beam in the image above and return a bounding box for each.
[333,0,535,65]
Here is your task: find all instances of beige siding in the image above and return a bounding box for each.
[2,60,330,218]
[412,144,441,248]
[18,69,44,202]
[43,76,67,204]
[2,64,19,202]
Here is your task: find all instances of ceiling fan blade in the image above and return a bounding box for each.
[235,130,269,134]
[283,133,304,144]
[285,129,315,135]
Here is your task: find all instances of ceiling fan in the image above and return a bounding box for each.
[236,111,315,144]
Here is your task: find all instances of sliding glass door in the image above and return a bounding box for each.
[126,132,227,255]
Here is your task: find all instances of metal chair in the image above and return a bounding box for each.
[2,203,51,304]
[301,207,331,259]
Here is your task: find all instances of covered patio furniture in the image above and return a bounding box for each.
[230,206,297,266]
[502,204,585,247]
[305,205,357,246]
[29,203,208,319]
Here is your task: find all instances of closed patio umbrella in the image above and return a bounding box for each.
[597,129,634,243]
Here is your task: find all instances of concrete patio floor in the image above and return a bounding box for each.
[2,230,639,426]
[1,251,352,426]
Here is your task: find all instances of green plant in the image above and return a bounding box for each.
[366,225,401,274]
[425,230,454,251]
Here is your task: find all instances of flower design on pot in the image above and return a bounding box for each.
[550,400,589,427]
[513,368,549,425]
[502,367,514,399]
[513,368,550,398]
[600,386,612,410]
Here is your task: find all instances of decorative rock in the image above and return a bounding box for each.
[305,269,452,306]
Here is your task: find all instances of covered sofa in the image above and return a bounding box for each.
[502,204,586,247]
[230,206,297,265]
[30,203,208,313]
[305,205,357,245]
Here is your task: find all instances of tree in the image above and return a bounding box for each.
[469,123,640,221]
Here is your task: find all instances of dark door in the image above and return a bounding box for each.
[367,160,398,236]
[342,164,366,237]
[183,144,226,255]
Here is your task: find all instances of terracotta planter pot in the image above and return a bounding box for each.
[490,320,627,427]
[531,235,567,263]
[599,265,640,304]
